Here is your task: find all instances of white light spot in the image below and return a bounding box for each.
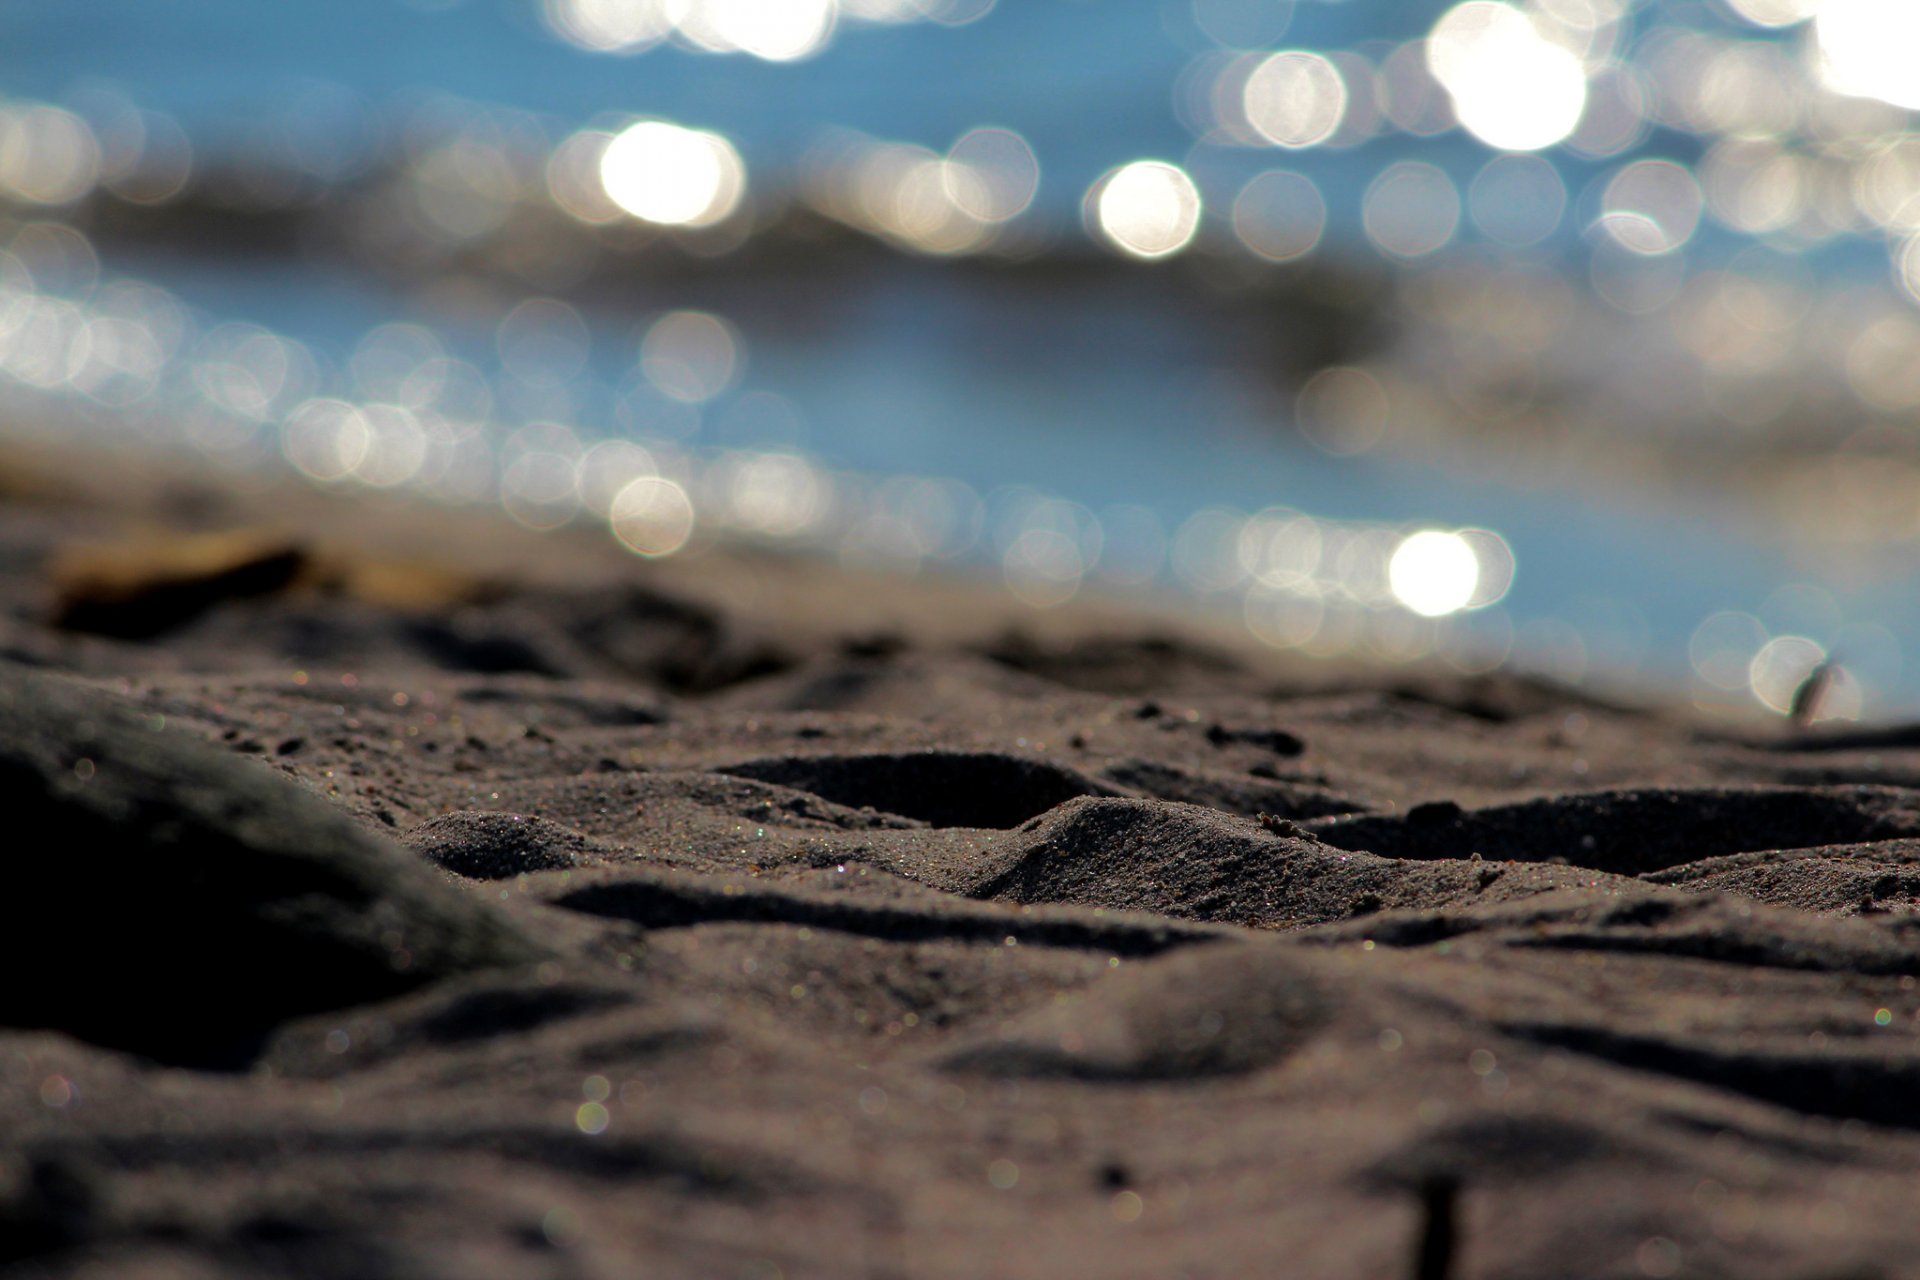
[610,476,696,557]
[353,404,429,489]
[599,121,746,227]
[1003,526,1085,608]
[945,128,1040,223]
[1427,2,1588,152]
[1242,51,1347,150]
[725,452,827,536]
[1725,0,1817,25]
[1816,0,1920,110]
[890,158,994,255]
[1388,530,1481,618]
[699,0,838,62]
[282,399,370,483]
[542,0,672,51]
[0,105,102,206]
[576,439,659,516]
[1091,161,1202,260]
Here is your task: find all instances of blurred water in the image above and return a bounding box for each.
[4,0,1920,718]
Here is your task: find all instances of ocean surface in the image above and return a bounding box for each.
[4,0,1920,716]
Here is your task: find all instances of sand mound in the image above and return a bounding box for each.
[1096,756,1362,819]
[973,797,1390,927]
[1310,785,1920,874]
[937,941,1333,1080]
[1644,840,1920,915]
[441,675,669,728]
[719,751,1115,829]
[404,811,615,880]
[543,864,1221,957]
[974,797,1634,929]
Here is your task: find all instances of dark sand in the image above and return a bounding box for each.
[5,444,1920,1279]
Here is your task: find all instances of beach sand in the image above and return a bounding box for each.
[4,442,1920,1279]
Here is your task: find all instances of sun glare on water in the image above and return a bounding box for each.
[598,120,745,226]
[1091,161,1202,259]
[677,0,838,62]
[544,0,839,59]
[1815,0,1920,110]
[1388,530,1483,618]
[1427,2,1589,152]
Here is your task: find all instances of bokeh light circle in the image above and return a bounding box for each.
[1191,0,1295,49]
[641,310,742,403]
[1362,161,1460,259]
[1816,0,1920,111]
[1242,51,1348,149]
[282,398,371,483]
[0,105,101,205]
[599,121,746,227]
[1388,530,1481,617]
[1091,161,1203,259]
[1468,153,1566,246]
[610,475,696,556]
[1599,159,1703,255]
[945,128,1040,222]
[1456,529,1515,609]
[1232,170,1326,262]
[1245,588,1325,650]
[1895,234,1920,306]
[703,0,838,62]
[542,0,672,52]
[1726,0,1817,25]
[1427,1,1589,151]
[1296,365,1389,455]
[1749,634,1827,714]
[1690,611,1768,690]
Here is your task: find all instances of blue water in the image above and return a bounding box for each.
[5,0,1918,712]
[1,0,1190,182]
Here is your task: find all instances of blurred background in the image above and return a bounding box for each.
[1,0,1918,717]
